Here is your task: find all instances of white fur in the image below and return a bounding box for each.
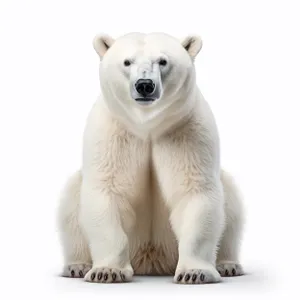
[57,32,245,284]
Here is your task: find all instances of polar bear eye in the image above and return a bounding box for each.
[159,59,167,66]
[124,59,131,67]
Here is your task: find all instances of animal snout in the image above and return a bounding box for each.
[135,79,155,97]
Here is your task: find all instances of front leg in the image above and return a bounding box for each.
[80,181,134,283]
[170,184,225,284]
[78,101,150,283]
[153,110,224,284]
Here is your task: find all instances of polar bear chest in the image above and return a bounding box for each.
[97,114,179,274]
[126,159,179,275]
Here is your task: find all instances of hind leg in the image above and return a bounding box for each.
[57,170,92,278]
[217,171,245,277]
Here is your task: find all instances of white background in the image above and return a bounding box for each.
[0,0,299,299]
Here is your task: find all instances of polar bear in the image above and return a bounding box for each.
[57,32,245,284]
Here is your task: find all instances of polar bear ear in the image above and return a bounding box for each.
[181,35,203,60]
[93,34,115,59]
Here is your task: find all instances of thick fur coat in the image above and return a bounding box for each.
[58,32,245,284]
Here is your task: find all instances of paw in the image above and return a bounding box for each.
[84,267,133,283]
[217,263,244,277]
[62,263,92,278]
[174,269,221,284]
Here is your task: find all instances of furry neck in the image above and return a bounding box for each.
[102,86,199,140]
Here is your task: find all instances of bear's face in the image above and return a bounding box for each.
[93,32,202,136]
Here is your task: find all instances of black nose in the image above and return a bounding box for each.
[135,79,155,97]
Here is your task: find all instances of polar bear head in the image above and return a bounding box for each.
[93,32,202,138]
